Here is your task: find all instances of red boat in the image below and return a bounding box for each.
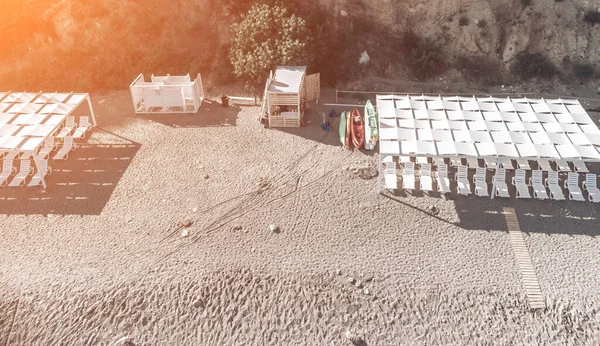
[350,108,365,149]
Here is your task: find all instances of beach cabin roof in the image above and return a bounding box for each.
[267,66,306,94]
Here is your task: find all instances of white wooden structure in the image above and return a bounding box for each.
[261,66,320,128]
[376,94,600,198]
[0,91,96,188]
[129,73,204,114]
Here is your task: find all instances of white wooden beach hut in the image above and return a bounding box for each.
[261,66,320,128]
[129,73,204,114]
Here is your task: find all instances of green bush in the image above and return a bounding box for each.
[511,52,557,80]
[574,63,595,80]
[455,56,505,86]
[407,34,446,81]
[521,0,532,7]
[583,10,600,25]
[229,3,315,94]
[459,15,470,26]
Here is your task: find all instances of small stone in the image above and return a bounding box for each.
[363,288,370,295]
[250,247,256,253]
[192,298,204,308]
[162,199,167,203]
[345,328,363,345]
[232,225,242,231]
[363,274,374,283]
[336,269,342,276]
[355,280,363,288]
[114,336,135,346]
[181,219,193,227]
[347,277,356,284]
[98,99,105,104]
[269,224,279,233]
[192,207,198,213]
[204,175,209,179]
[181,229,189,237]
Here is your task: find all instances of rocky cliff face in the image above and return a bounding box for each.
[319,0,600,69]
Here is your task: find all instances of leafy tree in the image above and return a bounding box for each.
[230,3,314,93]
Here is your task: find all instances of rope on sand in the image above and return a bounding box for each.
[503,207,546,310]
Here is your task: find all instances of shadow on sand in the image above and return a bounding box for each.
[0,128,140,215]
[135,100,243,128]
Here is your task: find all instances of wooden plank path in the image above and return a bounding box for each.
[503,207,546,310]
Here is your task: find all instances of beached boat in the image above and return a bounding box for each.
[364,100,378,150]
[350,108,364,149]
[345,111,352,149]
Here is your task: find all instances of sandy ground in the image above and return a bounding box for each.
[1,87,600,345]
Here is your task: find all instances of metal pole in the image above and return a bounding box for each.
[335,89,338,103]
[490,157,501,199]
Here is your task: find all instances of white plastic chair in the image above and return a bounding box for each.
[456,165,471,195]
[420,163,433,192]
[493,169,510,198]
[53,136,76,160]
[554,159,571,172]
[72,116,91,140]
[37,137,55,159]
[512,169,531,198]
[56,116,76,138]
[473,167,488,196]
[564,172,585,201]
[402,162,415,191]
[537,160,552,171]
[545,171,565,201]
[572,161,589,173]
[384,162,397,190]
[28,159,52,186]
[436,164,451,194]
[528,170,549,200]
[8,160,32,186]
[466,157,480,168]
[0,159,16,186]
[583,174,600,203]
[516,159,531,170]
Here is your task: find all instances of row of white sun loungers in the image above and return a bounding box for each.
[447,157,589,173]
[0,158,52,187]
[384,162,600,202]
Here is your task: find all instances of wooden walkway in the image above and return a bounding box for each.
[503,207,546,310]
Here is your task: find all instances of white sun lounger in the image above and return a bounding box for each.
[53,136,75,160]
[436,163,451,194]
[516,159,531,170]
[493,168,510,198]
[484,159,498,169]
[456,165,471,195]
[466,157,480,168]
[583,174,600,203]
[56,116,76,139]
[416,156,429,164]
[402,162,415,191]
[537,160,553,171]
[434,157,446,166]
[384,162,397,189]
[28,159,52,187]
[420,163,433,192]
[564,172,585,201]
[0,159,16,186]
[473,167,488,196]
[555,159,571,172]
[500,158,514,169]
[545,171,565,201]
[528,170,549,200]
[572,161,589,173]
[72,116,91,140]
[36,137,55,160]
[512,169,531,198]
[450,158,462,167]
[8,159,32,186]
